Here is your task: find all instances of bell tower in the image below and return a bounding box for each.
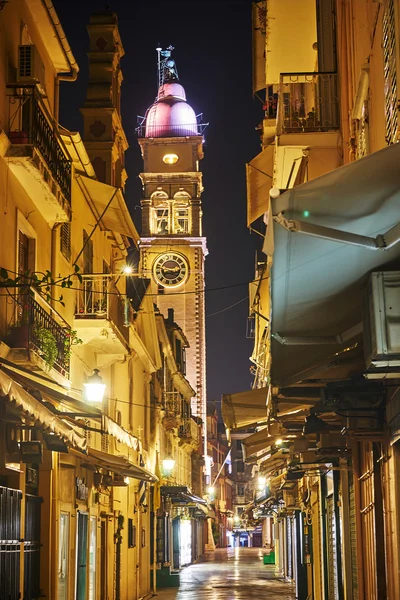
[138,48,208,436]
[80,11,128,188]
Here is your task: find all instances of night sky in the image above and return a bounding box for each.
[53,0,263,404]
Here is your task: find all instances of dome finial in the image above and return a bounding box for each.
[157,46,179,89]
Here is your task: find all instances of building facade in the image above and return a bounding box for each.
[0,3,206,599]
[223,1,400,599]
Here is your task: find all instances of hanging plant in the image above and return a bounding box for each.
[63,329,83,359]
[33,325,58,368]
[114,514,125,544]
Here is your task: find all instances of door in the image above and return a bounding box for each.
[76,512,88,600]
[24,494,42,600]
[58,513,69,600]
[88,517,96,600]
[0,487,22,600]
[100,520,107,600]
[172,517,180,570]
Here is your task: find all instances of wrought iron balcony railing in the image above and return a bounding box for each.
[278,72,340,134]
[7,85,72,203]
[163,391,181,416]
[74,275,132,344]
[6,288,71,377]
[179,418,198,442]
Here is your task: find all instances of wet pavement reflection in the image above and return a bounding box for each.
[154,548,296,599]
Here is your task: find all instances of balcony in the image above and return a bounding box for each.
[74,275,131,358]
[179,418,199,447]
[5,86,71,224]
[3,288,71,383]
[278,72,340,135]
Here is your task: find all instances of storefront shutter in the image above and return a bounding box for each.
[326,496,339,600]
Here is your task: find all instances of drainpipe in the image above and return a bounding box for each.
[41,0,79,121]
[51,223,62,309]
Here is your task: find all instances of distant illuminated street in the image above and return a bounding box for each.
[155,548,295,599]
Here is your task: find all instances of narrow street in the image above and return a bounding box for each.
[154,548,296,599]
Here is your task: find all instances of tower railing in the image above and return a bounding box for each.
[135,122,208,138]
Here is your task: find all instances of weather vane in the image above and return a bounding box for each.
[156,45,179,89]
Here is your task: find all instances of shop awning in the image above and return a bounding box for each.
[241,424,280,460]
[270,143,400,387]
[160,485,207,505]
[80,447,157,483]
[222,386,270,431]
[77,175,139,243]
[0,362,141,452]
[0,370,87,451]
[246,146,274,226]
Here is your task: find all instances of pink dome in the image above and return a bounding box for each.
[145,83,198,138]
[158,82,186,101]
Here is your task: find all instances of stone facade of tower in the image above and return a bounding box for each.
[138,80,207,426]
[80,12,128,188]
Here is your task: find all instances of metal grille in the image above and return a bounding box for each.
[24,495,42,600]
[359,444,377,598]
[348,473,359,599]
[0,486,22,600]
[326,496,339,600]
[19,45,33,78]
[383,0,398,144]
[60,222,71,262]
[286,516,293,579]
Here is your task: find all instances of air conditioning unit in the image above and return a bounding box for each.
[17,45,45,89]
[341,414,382,435]
[316,434,349,456]
[364,271,400,376]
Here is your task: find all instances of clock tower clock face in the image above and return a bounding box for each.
[153,253,189,287]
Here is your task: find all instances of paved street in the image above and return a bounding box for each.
[153,548,295,599]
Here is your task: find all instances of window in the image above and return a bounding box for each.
[173,205,190,233]
[236,460,245,473]
[83,230,93,273]
[237,485,245,496]
[60,222,71,262]
[173,191,191,234]
[128,519,136,548]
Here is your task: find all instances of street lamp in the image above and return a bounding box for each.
[84,369,106,403]
[122,264,133,275]
[162,456,175,476]
[257,476,267,491]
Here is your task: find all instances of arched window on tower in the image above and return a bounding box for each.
[150,191,169,235]
[173,191,191,234]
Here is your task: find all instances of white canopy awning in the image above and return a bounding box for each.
[222,386,270,431]
[269,143,400,387]
[0,370,87,452]
[77,175,139,243]
[246,146,274,226]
